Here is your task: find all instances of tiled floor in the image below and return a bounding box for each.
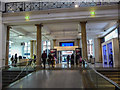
[8,70,94,88]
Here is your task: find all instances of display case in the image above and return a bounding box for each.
[102,38,119,67]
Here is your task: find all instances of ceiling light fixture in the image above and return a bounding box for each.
[75,4,79,8]
[19,35,23,38]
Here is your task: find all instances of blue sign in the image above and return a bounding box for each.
[61,43,74,47]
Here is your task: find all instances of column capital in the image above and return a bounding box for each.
[30,40,34,42]
[35,24,43,27]
[77,38,80,40]
[53,39,56,41]
[80,21,87,24]
[7,26,12,29]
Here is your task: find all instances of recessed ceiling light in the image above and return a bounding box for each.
[75,5,79,8]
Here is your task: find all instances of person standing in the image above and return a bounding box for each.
[11,55,14,65]
[42,51,47,69]
[48,53,52,67]
[51,54,54,68]
[76,54,79,65]
[14,53,17,67]
[71,54,74,66]
[67,55,70,65]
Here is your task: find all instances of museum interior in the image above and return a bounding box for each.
[0,0,120,89]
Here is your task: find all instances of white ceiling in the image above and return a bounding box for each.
[9,20,117,43]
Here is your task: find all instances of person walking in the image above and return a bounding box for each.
[42,51,47,69]
[67,55,70,65]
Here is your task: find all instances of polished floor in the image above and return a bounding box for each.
[8,70,94,88]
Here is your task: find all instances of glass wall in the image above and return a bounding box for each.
[43,41,51,55]
[24,42,30,59]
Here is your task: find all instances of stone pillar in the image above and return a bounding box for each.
[50,40,53,49]
[53,39,56,48]
[30,40,34,58]
[34,40,37,55]
[80,22,88,60]
[0,16,7,67]
[77,38,80,48]
[36,24,42,66]
[5,26,11,65]
[94,38,102,63]
[117,20,120,67]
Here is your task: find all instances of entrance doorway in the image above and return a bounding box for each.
[61,51,73,64]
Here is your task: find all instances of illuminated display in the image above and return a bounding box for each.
[60,42,74,47]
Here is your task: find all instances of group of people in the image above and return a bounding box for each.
[67,54,82,66]
[42,51,55,69]
[11,54,18,66]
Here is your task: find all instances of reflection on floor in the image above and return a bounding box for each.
[8,70,94,88]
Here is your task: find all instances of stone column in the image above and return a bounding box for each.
[30,40,34,58]
[5,26,11,65]
[34,40,37,55]
[94,38,102,63]
[117,20,120,67]
[80,22,88,60]
[53,39,56,48]
[77,38,80,48]
[36,24,43,66]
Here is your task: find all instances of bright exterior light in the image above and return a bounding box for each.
[25,15,30,21]
[90,11,95,16]
[75,5,79,8]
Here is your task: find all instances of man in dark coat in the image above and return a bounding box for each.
[42,51,47,69]
[67,55,70,65]
[71,54,74,65]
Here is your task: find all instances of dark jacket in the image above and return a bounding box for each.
[42,53,47,59]
[71,54,74,60]
[67,55,70,60]
[48,54,52,60]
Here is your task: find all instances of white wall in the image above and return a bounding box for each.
[0,12,7,67]
[11,42,22,57]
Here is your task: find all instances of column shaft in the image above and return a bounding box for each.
[34,40,37,55]
[53,39,56,48]
[30,40,34,58]
[5,26,10,65]
[77,38,80,48]
[80,22,88,60]
[36,24,42,66]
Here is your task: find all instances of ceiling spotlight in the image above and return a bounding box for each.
[75,5,79,8]
[19,35,23,38]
